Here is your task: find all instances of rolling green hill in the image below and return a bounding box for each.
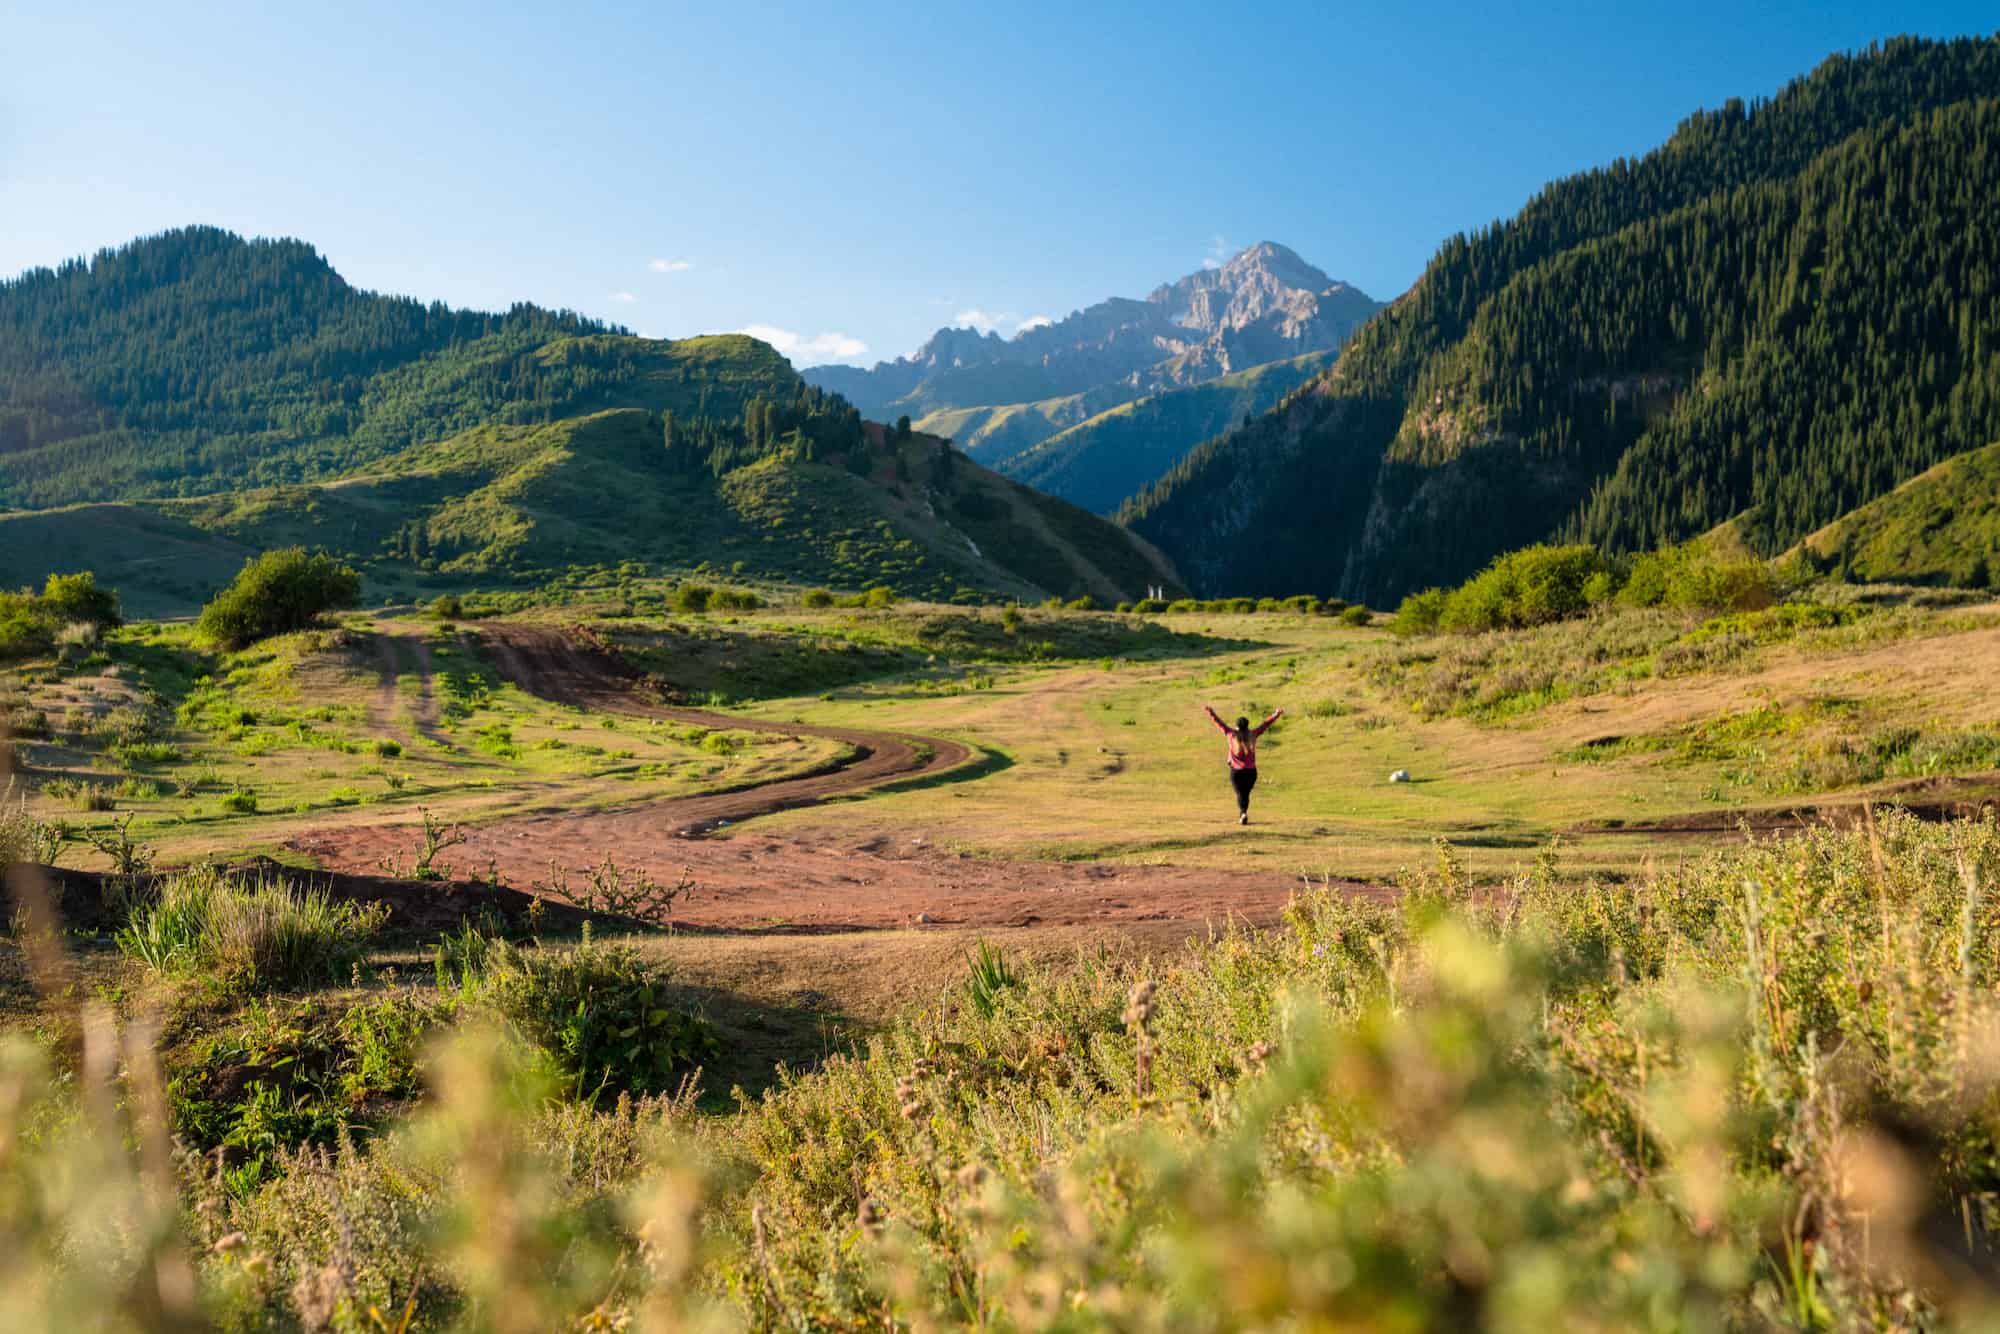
[0,413,1183,614]
[996,351,1336,514]
[912,391,1114,469]
[1796,440,2000,587]
[1126,36,2000,602]
[0,227,803,508]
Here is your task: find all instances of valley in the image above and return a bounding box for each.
[8,21,2000,1332]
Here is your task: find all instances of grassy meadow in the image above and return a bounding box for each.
[3,579,2000,1329]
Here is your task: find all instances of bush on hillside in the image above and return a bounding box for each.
[673,583,713,613]
[196,549,361,649]
[1338,604,1372,626]
[1391,588,1448,635]
[1621,543,1779,612]
[39,572,122,628]
[1396,540,1789,636]
[454,936,718,1102]
[1436,544,1610,632]
[1064,595,1098,612]
[429,592,464,619]
[0,571,125,659]
[801,588,835,608]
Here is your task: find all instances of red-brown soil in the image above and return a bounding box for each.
[286,625,1340,932]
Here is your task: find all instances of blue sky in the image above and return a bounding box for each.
[3,1,1993,366]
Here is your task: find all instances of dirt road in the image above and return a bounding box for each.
[289,624,1326,932]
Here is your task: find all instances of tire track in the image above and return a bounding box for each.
[469,623,974,837]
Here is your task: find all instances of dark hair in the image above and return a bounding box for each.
[1234,716,1250,733]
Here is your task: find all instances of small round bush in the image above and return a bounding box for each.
[673,584,713,614]
[41,571,122,628]
[1339,605,1372,627]
[1065,595,1098,612]
[197,549,361,649]
[801,588,835,608]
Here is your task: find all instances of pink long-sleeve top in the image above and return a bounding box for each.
[1207,707,1281,769]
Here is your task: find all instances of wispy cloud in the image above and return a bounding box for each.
[649,257,693,274]
[609,291,639,304]
[1201,233,1233,271]
[740,323,869,365]
[953,308,1052,336]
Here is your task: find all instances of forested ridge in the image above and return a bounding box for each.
[1125,35,2000,602]
[0,227,813,506]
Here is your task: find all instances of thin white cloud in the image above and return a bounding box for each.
[955,309,1053,336]
[740,323,869,364]
[1202,233,1233,271]
[609,291,639,304]
[649,257,693,273]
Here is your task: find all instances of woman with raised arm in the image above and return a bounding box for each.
[1204,704,1284,825]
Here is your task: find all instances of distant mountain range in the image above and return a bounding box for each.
[801,243,1379,509]
[1126,35,2000,602]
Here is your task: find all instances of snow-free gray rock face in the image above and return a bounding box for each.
[801,243,1381,425]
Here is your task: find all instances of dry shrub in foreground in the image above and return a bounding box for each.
[3,814,2000,1329]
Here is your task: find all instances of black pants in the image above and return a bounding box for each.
[1229,767,1258,814]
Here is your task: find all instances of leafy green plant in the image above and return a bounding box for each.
[116,864,386,990]
[196,548,362,649]
[461,935,717,1101]
[964,939,1019,1018]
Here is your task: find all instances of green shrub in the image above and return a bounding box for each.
[117,865,387,991]
[1284,595,1322,615]
[801,588,835,608]
[1064,595,1098,612]
[863,585,897,609]
[1339,604,1372,626]
[1436,543,1608,632]
[373,739,402,758]
[1132,598,1168,614]
[673,583,713,614]
[196,548,362,649]
[429,592,465,619]
[1392,588,1448,635]
[219,788,259,814]
[1621,543,1780,613]
[458,936,718,1101]
[39,572,121,628]
[1165,598,1199,613]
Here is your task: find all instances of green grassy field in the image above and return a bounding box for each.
[8,589,1998,880]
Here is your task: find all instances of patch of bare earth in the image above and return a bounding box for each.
[289,624,1350,932]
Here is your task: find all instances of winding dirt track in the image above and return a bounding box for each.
[476,625,975,837]
[287,625,1322,933]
